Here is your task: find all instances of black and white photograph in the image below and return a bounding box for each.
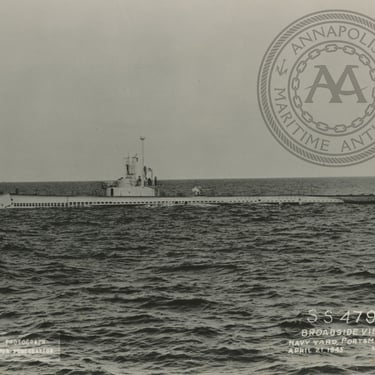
[2,0,375,374]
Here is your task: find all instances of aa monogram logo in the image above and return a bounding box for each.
[258,10,375,166]
[306,65,365,104]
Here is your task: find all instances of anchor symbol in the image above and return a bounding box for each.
[276,59,288,75]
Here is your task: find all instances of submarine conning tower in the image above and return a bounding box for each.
[105,137,157,197]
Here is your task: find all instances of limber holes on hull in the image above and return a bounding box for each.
[8,198,341,209]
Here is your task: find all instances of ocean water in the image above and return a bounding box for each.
[1,177,375,374]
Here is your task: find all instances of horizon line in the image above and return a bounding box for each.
[0,175,374,184]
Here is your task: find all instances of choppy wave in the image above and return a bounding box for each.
[1,178,375,374]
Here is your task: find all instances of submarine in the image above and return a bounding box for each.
[0,137,374,210]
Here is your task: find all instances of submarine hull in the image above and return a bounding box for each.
[3,193,375,209]
[0,193,345,209]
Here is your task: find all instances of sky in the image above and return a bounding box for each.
[0,0,375,181]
